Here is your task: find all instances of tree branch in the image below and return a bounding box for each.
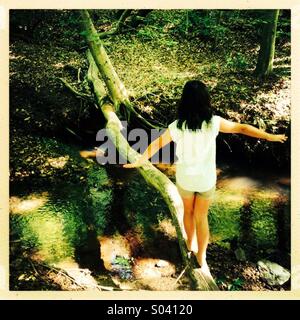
[98,9,132,39]
[58,77,93,101]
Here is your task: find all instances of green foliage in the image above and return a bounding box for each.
[136,25,179,48]
[225,53,249,70]
[136,26,159,41]
[199,16,228,40]
[113,255,131,267]
[216,275,244,291]
[86,166,112,236]
[228,277,244,291]
[10,131,114,262]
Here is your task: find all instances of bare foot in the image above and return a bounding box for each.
[198,259,213,279]
[200,260,209,272]
[195,254,207,268]
[186,239,198,253]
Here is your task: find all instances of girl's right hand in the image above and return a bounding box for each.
[123,158,146,168]
[267,134,288,143]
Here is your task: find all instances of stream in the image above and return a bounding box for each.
[9,158,290,291]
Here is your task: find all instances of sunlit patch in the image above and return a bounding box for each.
[217,176,261,192]
[254,90,290,120]
[53,62,65,68]
[9,52,25,60]
[209,235,231,247]
[274,56,291,63]
[242,266,260,280]
[47,155,69,169]
[133,258,176,279]
[30,251,49,263]
[140,105,153,114]
[215,192,246,203]
[29,217,69,262]
[54,260,98,289]
[155,218,176,239]
[54,259,79,270]
[273,63,290,69]
[10,192,49,215]
[226,110,244,122]
[98,235,132,271]
[252,189,281,200]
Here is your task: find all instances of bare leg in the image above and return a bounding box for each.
[181,196,197,252]
[193,195,211,267]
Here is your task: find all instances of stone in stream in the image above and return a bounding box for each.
[257,259,290,286]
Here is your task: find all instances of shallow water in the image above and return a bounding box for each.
[9,162,290,290]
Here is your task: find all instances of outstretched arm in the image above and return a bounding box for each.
[123,128,173,168]
[219,118,287,143]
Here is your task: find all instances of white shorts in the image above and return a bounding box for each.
[176,182,216,200]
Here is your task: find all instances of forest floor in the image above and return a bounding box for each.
[9,10,291,291]
[10,11,291,167]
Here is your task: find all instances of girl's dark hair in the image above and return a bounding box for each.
[177,80,213,131]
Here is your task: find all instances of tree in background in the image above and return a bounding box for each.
[255,10,280,77]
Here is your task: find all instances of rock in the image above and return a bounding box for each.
[257,259,290,286]
[155,260,169,268]
[234,247,247,262]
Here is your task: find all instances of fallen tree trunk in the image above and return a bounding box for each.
[80,9,158,129]
[80,10,127,111]
[86,50,219,290]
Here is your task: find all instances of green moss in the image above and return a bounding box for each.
[250,194,278,249]
[10,132,115,263]
[10,185,88,264]
[209,190,244,242]
[86,166,113,236]
[209,189,282,255]
[124,176,169,240]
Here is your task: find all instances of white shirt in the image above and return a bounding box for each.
[168,115,221,192]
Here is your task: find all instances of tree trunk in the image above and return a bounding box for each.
[81,10,219,290]
[80,10,128,110]
[86,51,218,290]
[80,10,158,129]
[255,10,280,77]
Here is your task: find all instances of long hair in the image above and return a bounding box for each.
[177,80,213,131]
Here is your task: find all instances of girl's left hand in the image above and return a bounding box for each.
[267,134,288,143]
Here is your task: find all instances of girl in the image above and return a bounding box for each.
[124,80,287,272]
